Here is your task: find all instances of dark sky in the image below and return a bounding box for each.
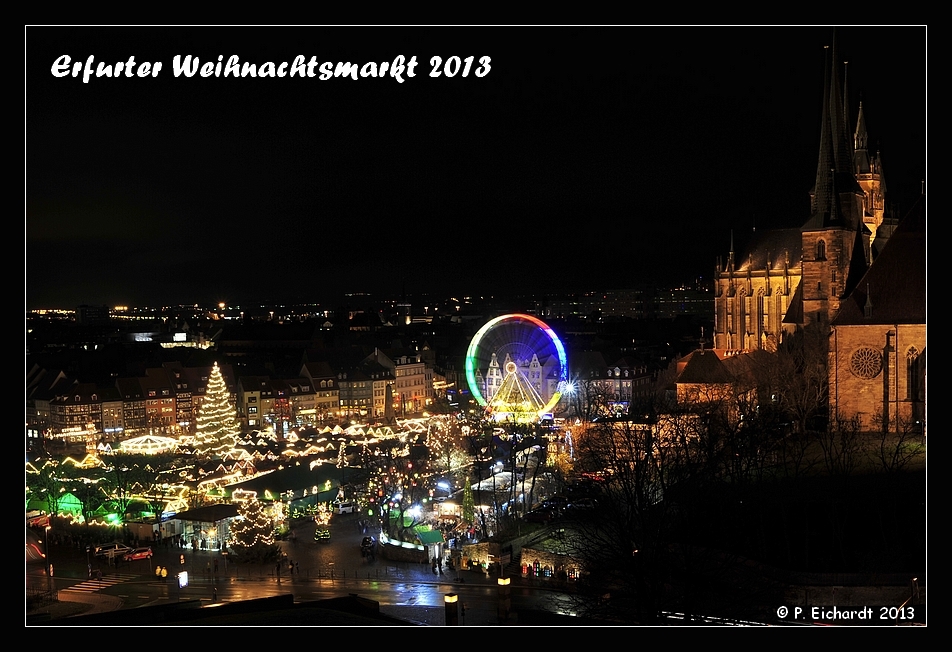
[25,26,926,310]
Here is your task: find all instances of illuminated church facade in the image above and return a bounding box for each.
[711,40,926,433]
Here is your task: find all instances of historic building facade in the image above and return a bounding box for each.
[713,43,889,354]
[711,39,925,432]
[828,196,925,432]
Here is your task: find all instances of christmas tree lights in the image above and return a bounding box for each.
[229,497,281,562]
[193,362,240,459]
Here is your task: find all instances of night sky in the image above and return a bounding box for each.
[25,26,926,310]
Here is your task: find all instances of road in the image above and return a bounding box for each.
[27,512,584,625]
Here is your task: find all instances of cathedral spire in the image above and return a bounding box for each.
[829,32,856,180]
[805,32,863,231]
[853,100,873,178]
[809,45,836,223]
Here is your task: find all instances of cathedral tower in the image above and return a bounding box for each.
[799,41,867,330]
[713,35,889,353]
[852,101,887,259]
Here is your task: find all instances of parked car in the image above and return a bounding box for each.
[524,508,556,523]
[334,501,356,514]
[542,495,569,510]
[567,498,598,510]
[123,546,153,561]
[94,542,132,559]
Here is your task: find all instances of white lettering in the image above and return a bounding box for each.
[51,55,71,77]
[224,55,241,77]
[83,55,95,83]
[360,61,378,78]
[290,55,307,78]
[173,55,199,77]
[390,55,406,83]
[335,62,359,80]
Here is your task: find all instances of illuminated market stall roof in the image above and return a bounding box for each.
[119,434,179,454]
[174,503,239,523]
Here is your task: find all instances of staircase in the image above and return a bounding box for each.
[503,550,523,579]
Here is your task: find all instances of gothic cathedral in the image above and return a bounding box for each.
[711,39,926,434]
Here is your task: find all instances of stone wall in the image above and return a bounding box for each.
[831,323,926,431]
[518,547,583,580]
[378,540,428,564]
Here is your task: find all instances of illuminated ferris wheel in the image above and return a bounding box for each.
[464,313,568,420]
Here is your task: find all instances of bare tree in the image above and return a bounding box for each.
[818,415,863,477]
[870,412,926,474]
[559,398,789,623]
[562,416,688,623]
[566,377,617,423]
[772,326,830,435]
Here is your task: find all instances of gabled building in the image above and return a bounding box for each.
[141,367,177,430]
[163,362,194,431]
[116,376,147,433]
[300,360,343,423]
[376,347,432,417]
[26,365,73,442]
[828,196,926,433]
[237,376,321,434]
[237,375,273,430]
[48,381,120,445]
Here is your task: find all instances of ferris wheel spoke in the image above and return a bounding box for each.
[465,314,567,421]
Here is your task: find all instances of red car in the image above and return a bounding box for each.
[123,547,153,561]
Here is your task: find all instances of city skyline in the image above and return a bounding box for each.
[26,26,926,310]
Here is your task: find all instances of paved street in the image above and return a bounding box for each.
[27,513,569,625]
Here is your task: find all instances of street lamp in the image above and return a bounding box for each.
[44,525,54,596]
[497,576,511,622]
[444,593,459,626]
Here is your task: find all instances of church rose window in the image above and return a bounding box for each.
[849,347,882,379]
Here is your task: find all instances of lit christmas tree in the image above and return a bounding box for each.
[193,362,239,458]
[462,476,475,523]
[229,498,281,563]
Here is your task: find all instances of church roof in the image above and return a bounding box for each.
[832,194,926,326]
[676,349,734,384]
[782,282,804,325]
[734,228,803,273]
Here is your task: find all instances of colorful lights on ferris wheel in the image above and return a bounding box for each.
[464,313,568,417]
